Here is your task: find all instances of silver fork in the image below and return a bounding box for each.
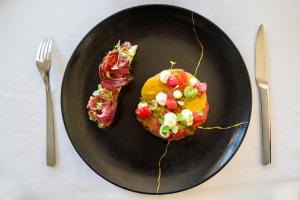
[36,38,55,166]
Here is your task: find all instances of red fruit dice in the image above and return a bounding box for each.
[195,82,207,93]
[166,97,177,110]
[178,69,188,88]
[192,111,205,127]
[135,106,152,119]
[166,76,178,87]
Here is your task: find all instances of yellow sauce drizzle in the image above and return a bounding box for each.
[192,12,204,77]
[156,141,171,194]
[198,122,248,130]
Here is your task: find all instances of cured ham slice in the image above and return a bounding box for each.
[87,41,137,128]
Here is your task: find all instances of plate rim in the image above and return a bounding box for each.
[61,4,252,195]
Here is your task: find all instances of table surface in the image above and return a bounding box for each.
[1,0,299,199]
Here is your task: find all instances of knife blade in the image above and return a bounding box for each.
[255,24,271,165]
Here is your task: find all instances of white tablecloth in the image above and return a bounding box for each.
[1,0,299,199]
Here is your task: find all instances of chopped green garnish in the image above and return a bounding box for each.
[89,114,96,122]
[97,122,105,128]
[159,118,164,125]
[96,103,103,110]
[121,50,134,58]
[114,40,121,50]
[92,90,100,96]
[149,100,158,110]
[184,86,198,99]
[153,110,160,117]
[178,124,186,129]
[176,113,184,121]
[159,115,165,125]
[171,126,179,134]
[161,125,170,134]
[92,84,104,96]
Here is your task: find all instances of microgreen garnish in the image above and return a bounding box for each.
[92,84,104,96]
[169,60,176,69]
[149,100,158,110]
[161,125,170,135]
[121,50,134,59]
[92,84,113,101]
[153,110,160,117]
[176,113,184,121]
[184,86,198,99]
[159,116,165,125]
[178,124,186,129]
[97,122,105,128]
[96,102,103,110]
[89,114,96,122]
[114,40,121,50]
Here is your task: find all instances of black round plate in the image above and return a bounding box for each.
[61,5,252,194]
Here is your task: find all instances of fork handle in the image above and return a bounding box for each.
[46,87,55,166]
[258,84,271,165]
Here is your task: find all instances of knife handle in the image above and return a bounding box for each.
[258,84,271,165]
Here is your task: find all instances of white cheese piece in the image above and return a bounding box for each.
[159,70,171,84]
[155,92,167,106]
[163,112,177,128]
[189,77,198,86]
[173,90,183,99]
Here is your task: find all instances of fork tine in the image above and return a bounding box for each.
[41,38,50,60]
[39,38,47,60]
[46,37,53,61]
[36,39,45,61]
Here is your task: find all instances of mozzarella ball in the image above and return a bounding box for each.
[189,77,198,86]
[155,92,167,106]
[181,109,194,126]
[173,90,183,99]
[159,70,171,84]
[138,102,148,109]
[163,112,177,128]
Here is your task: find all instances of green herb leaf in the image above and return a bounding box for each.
[149,100,158,110]
[178,124,186,129]
[92,90,100,96]
[159,118,164,125]
[153,110,160,117]
[161,125,170,134]
[114,40,121,50]
[89,114,97,122]
[97,122,105,128]
[184,86,198,99]
[96,103,103,110]
[176,113,184,121]
[92,84,104,96]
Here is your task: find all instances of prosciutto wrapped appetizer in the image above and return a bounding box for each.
[135,68,208,141]
[87,41,138,128]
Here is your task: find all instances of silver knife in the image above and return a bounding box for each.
[255,24,271,165]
